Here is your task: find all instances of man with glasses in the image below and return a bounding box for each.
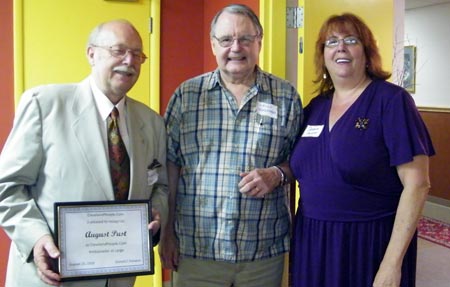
[160,4,302,287]
[0,19,167,287]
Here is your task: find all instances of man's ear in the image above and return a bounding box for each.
[210,39,217,56]
[86,46,95,66]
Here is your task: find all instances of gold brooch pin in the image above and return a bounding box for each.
[355,117,369,130]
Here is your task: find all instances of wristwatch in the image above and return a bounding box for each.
[273,165,288,186]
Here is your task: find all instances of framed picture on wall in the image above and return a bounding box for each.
[403,45,416,93]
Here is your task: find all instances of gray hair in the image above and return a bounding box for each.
[86,19,140,48]
[210,4,263,38]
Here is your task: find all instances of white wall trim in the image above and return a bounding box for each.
[423,200,450,224]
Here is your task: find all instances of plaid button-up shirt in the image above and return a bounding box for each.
[165,67,302,262]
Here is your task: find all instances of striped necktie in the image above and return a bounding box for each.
[107,107,130,200]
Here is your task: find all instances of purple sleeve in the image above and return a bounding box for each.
[382,88,435,166]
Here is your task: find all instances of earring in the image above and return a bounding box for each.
[323,73,327,79]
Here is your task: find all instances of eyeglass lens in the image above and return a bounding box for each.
[214,35,258,48]
[324,36,359,47]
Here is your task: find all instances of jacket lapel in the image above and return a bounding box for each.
[71,78,114,200]
[126,102,146,199]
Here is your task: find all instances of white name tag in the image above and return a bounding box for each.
[147,169,158,186]
[256,102,278,119]
[302,125,324,137]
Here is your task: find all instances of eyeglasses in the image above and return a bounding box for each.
[91,45,147,63]
[324,36,359,48]
[213,34,260,48]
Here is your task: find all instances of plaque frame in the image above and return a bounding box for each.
[54,200,154,281]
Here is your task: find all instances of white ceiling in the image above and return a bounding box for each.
[405,0,450,9]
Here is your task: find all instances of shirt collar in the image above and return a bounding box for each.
[208,66,269,93]
[89,76,127,121]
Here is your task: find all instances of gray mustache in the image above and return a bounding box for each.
[113,66,137,75]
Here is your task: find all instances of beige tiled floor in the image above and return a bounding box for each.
[416,238,450,287]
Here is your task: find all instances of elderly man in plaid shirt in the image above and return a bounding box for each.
[160,4,302,287]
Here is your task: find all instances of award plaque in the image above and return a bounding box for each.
[54,200,154,281]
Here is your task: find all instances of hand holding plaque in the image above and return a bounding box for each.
[54,200,154,281]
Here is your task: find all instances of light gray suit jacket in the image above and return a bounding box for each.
[0,78,168,287]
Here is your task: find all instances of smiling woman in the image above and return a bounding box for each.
[289,12,434,287]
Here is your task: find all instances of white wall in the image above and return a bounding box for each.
[405,3,450,108]
[392,0,405,87]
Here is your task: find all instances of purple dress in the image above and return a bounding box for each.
[289,80,435,287]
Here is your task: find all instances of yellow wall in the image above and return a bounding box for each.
[259,0,394,108]
[15,0,158,109]
[259,1,286,78]
[298,0,394,106]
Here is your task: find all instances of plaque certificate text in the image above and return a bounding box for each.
[54,201,153,281]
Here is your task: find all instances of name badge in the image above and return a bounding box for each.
[302,125,324,137]
[147,170,158,186]
[256,102,278,119]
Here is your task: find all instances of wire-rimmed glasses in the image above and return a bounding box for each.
[324,36,359,48]
[213,34,260,48]
[91,45,147,63]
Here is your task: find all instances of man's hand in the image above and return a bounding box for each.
[33,234,61,286]
[148,208,161,235]
[238,167,280,198]
[159,229,179,271]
